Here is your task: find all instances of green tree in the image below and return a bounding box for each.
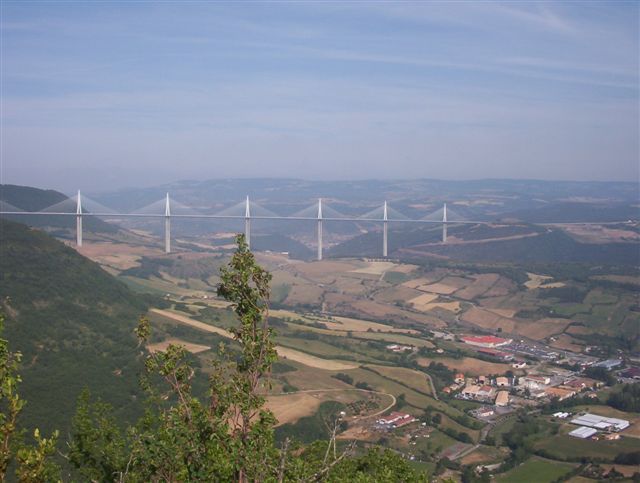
[0,314,60,481]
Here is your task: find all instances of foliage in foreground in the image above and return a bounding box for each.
[2,235,424,481]
[0,313,60,481]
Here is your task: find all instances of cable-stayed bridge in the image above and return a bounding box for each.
[0,192,634,260]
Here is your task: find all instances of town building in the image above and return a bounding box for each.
[563,377,602,391]
[454,373,465,384]
[521,375,551,390]
[495,391,509,407]
[376,412,416,428]
[474,407,495,418]
[544,386,576,401]
[478,385,495,399]
[495,376,510,387]
[460,335,512,348]
[461,385,480,397]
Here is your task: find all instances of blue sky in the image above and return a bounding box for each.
[1,1,638,191]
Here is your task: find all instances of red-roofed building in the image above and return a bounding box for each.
[376,412,416,428]
[461,335,512,348]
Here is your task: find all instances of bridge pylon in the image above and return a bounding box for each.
[383,201,388,257]
[317,198,323,261]
[245,196,251,249]
[442,202,447,244]
[76,190,83,247]
[165,193,171,254]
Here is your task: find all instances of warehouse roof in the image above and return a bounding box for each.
[569,426,597,439]
[571,413,629,431]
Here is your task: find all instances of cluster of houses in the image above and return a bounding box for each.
[521,374,602,401]
[446,370,605,410]
[449,374,512,408]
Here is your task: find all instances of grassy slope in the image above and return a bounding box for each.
[497,457,575,483]
[0,220,150,434]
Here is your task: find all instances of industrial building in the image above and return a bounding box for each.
[570,413,630,432]
[569,426,598,439]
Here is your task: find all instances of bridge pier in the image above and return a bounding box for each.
[76,190,83,247]
[383,201,388,257]
[442,202,447,244]
[245,196,251,249]
[164,193,171,253]
[317,198,323,261]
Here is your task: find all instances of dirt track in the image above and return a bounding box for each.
[149,309,358,370]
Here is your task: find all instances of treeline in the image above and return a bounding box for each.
[607,384,640,412]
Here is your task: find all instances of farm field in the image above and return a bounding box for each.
[496,457,576,483]
[416,356,511,376]
[267,388,394,427]
[352,331,434,348]
[149,308,359,370]
[459,445,508,465]
[363,365,434,396]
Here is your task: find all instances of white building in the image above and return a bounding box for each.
[570,413,630,432]
[569,426,597,439]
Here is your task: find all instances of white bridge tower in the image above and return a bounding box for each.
[317,198,323,261]
[245,196,251,249]
[76,190,83,247]
[442,202,448,244]
[383,201,388,257]
[164,193,171,254]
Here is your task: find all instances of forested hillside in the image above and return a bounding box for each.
[0,220,149,433]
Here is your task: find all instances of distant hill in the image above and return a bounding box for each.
[0,184,119,234]
[399,229,640,265]
[329,224,639,265]
[501,202,640,223]
[327,223,542,258]
[0,220,149,434]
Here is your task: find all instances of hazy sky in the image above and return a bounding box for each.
[1,1,638,191]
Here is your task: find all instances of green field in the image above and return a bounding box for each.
[534,434,639,462]
[497,457,575,483]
